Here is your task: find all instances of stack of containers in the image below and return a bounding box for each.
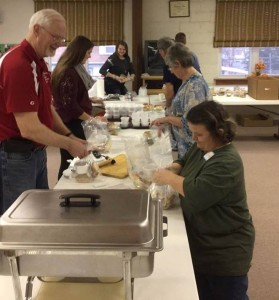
[105,102,144,119]
[131,110,165,128]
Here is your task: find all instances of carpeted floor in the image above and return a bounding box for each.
[46,124,279,300]
[233,126,279,300]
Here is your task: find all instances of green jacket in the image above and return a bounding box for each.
[176,143,255,276]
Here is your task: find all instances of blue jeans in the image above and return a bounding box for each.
[195,272,249,300]
[0,147,49,215]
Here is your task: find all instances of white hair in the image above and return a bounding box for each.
[29,9,65,30]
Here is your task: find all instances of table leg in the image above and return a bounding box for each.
[273,119,279,139]
[5,251,23,300]
[123,252,133,300]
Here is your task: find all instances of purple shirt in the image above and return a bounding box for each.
[52,68,92,123]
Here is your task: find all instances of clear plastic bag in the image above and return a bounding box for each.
[124,137,157,189]
[148,125,172,155]
[82,118,111,152]
[150,183,178,210]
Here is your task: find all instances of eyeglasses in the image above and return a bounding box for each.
[41,26,66,43]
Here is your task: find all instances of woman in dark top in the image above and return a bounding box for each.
[152,101,255,300]
[52,35,97,179]
[99,40,135,95]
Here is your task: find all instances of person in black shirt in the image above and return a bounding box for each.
[99,40,135,95]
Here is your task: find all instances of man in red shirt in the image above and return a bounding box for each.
[0,9,89,214]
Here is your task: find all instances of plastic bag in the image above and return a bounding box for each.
[150,183,178,210]
[82,118,111,152]
[148,125,172,155]
[124,137,157,189]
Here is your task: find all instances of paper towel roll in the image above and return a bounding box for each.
[97,79,105,98]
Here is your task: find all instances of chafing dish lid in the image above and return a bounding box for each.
[0,189,157,247]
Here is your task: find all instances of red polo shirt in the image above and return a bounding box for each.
[0,39,53,141]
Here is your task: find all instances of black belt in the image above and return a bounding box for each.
[0,139,45,153]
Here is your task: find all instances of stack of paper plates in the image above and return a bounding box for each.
[149,95,165,105]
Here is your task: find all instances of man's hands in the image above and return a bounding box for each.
[67,135,89,158]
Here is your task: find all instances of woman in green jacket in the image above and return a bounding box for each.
[152,100,255,300]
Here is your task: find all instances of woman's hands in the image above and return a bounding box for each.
[120,77,130,83]
[119,75,135,83]
[166,163,182,174]
[114,75,122,82]
[107,72,121,82]
[150,117,169,127]
[90,97,105,107]
[151,115,183,129]
[108,73,135,83]
[152,163,184,196]
[152,162,182,185]
[152,168,173,185]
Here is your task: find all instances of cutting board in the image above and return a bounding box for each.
[99,154,128,178]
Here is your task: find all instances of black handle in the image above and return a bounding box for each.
[92,150,109,160]
[163,216,168,237]
[59,193,101,207]
[92,150,102,158]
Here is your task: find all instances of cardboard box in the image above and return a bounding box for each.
[236,114,274,127]
[248,77,279,100]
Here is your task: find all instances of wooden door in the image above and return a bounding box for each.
[132,0,143,93]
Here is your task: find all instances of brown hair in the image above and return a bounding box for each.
[115,40,129,58]
[187,100,236,143]
[51,35,94,91]
[175,32,186,44]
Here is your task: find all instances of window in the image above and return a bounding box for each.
[99,46,115,56]
[88,45,115,79]
[221,48,250,76]
[220,47,279,77]
[87,63,105,77]
[259,48,279,75]
[46,45,115,79]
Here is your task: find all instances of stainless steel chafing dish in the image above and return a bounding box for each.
[0,189,167,300]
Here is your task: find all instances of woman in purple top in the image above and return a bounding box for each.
[52,35,96,179]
